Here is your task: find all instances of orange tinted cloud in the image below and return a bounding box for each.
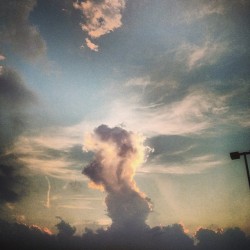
[74,0,125,39]
[74,0,125,51]
[85,38,99,52]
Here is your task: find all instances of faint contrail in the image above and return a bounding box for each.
[45,176,51,208]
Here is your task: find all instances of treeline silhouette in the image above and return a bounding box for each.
[0,219,249,250]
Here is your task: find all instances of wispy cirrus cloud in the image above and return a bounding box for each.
[141,153,224,175]
[175,40,228,70]
[12,124,89,180]
[102,88,229,136]
[180,0,250,24]
[178,0,230,24]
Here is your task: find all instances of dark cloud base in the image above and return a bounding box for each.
[0,67,35,203]
[0,219,249,250]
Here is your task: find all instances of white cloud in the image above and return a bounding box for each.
[176,40,228,70]
[125,77,151,87]
[226,109,250,128]
[100,88,228,136]
[0,54,6,61]
[57,204,93,210]
[10,83,245,180]
[180,0,225,23]
[12,124,86,180]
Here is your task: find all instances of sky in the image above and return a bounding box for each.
[0,0,250,239]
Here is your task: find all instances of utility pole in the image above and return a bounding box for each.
[230,151,250,189]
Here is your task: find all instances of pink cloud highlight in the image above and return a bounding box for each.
[74,0,125,51]
[74,0,125,39]
[85,38,99,52]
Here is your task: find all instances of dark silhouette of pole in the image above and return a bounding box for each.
[230,151,250,189]
[243,154,250,189]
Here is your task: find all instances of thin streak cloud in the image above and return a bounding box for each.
[140,154,224,175]
[45,176,51,208]
[103,88,229,136]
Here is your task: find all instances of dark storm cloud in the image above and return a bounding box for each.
[0,67,36,149]
[0,154,29,203]
[0,0,46,60]
[0,220,55,250]
[0,67,36,106]
[0,219,249,250]
[0,67,36,202]
[195,227,250,250]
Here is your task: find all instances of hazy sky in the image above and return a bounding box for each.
[0,0,250,235]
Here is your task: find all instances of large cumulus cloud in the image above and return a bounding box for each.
[83,124,152,231]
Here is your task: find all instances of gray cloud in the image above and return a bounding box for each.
[195,227,250,250]
[0,67,36,149]
[0,0,46,60]
[1,219,249,249]
[0,154,29,203]
[0,67,36,106]
[121,0,250,110]
[0,67,36,203]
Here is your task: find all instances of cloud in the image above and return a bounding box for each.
[141,154,224,175]
[179,0,225,23]
[0,54,6,61]
[0,67,36,203]
[179,0,250,24]
[56,217,76,238]
[0,0,46,60]
[11,123,93,180]
[0,67,36,149]
[0,153,29,203]
[0,220,55,249]
[73,0,125,50]
[0,67,36,107]
[103,87,229,136]
[85,38,99,51]
[45,176,51,208]
[1,219,249,249]
[83,124,152,231]
[195,227,250,250]
[175,41,228,70]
